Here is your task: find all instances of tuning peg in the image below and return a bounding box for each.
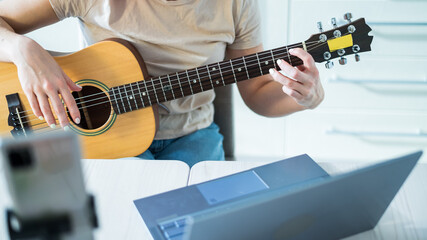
[317,21,323,32]
[355,54,361,62]
[325,61,334,69]
[344,13,353,23]
[331,17,338,28]
[339,57,347,65]
[331,17,341,37]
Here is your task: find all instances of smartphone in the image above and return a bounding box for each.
[0,132,95,240]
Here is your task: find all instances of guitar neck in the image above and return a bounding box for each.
[109,42,305,114]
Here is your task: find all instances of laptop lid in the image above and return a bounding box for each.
[185,151,422,240]
[134,154,329,240]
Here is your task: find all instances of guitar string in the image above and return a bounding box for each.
[17,41,323,122]
[23,41,327,129]
[76,44,313,105]
[18,27,354,120]
[33,62,324,132]
[24,56,304,127]
[18,52,304,121]
[84,39,329,109]
[27,59,308,130]
[22,40,328,128]
[91,37,332,101]
[29,59,302,131]
[18,50,306,123]
[134,40,322,90]
[15,40,322,117]
[21,40,329,129]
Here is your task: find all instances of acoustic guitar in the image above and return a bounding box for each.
[0,16,373,159]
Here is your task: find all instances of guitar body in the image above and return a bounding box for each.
[0,40,157,159]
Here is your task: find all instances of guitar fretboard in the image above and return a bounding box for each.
[109,43,305,114]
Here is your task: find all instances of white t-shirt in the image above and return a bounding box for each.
[49,0,262,139]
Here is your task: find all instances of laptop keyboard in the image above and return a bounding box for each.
[158,218,188,240]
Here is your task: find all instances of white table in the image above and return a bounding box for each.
[1,159,426,240]
[0,159,190,240]
[189,161,427,240]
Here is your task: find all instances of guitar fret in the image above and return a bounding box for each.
[206,65,214,89]
[197,67,212,91]
[150,79,160,103]
[117,86,127,113]
[176,72,185,98]
[136,81,145,108]
[112,87,120,114]
[255,52,264,75]
[119,88,126,112]
[185,70,194,95]
[234,59,244,81]
[217,62,225,86]
[122,88,128,112]
[158,76,168,102]
[285,45,292,65]
[111,87,121,114]
[208,64,221,86]
[124,85,133,112]
[260,54,274,75]
[129,83,139,109]
[242,56,250,80]
[270,49,277,70]
[195,67,204,92]
[143,80,152,106]
[192,69,203,93]
[223,61,236,85]
[166,74,176,100]
[248,54,263,79]
[229,59,237,83]
[178,73,186,97]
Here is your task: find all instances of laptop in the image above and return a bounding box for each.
[134,151,422,240]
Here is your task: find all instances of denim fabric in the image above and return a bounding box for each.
[136,123,225,167]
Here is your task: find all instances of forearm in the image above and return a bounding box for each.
[0,0,59,63]
[0,17,29,63]
[0,17,18,62]
[239,75,306,117]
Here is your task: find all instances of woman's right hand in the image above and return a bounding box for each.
[14,36,82,129]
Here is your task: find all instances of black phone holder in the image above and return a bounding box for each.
[6,195,98,240]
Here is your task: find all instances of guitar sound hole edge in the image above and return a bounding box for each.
[69,85,112,131]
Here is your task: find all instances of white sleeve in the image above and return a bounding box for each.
[228,0,262,50]
[48,0,95,20]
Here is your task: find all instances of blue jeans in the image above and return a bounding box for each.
[136,123,225,167]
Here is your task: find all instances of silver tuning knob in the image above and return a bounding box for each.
[339,57,347,65]
[344,13,353,23]
[331,17,338,28]
[355,54,361,62]
[325,61,334,69]
[317,21,323,32]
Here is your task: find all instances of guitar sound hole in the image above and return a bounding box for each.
[69,86,111,130]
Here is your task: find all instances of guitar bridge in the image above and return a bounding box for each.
[6,93,31,137]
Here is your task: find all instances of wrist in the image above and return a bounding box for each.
[9,35,35,65]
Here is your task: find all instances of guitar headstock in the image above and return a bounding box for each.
[305,13,373,69]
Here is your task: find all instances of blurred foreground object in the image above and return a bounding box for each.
[0,132,97,240]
